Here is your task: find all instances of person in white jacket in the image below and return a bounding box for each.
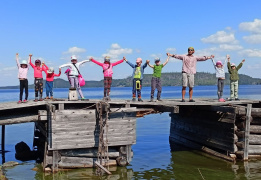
[60,55,89,99]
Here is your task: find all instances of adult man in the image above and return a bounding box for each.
[167,47,214,102]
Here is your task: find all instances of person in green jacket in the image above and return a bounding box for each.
[227,55,245,101]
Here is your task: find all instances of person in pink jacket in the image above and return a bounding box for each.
[42,65,61,100]
[29,57,47,101]
[16,53,30,103]
[89,56,125,100]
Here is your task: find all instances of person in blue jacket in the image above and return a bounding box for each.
[124,57,147,102]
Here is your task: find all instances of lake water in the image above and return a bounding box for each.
[1,85,261,180]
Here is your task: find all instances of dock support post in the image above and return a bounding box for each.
[1,125,5,153]
[244,104,252,160]
[52,150,59,172]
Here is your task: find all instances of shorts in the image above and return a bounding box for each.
[182,73,194,88]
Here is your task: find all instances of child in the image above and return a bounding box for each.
[211,56,227,102]
[59,55,89,100]
[124,57,147,102]
[42,66,61,99]
[30,57,47,102]
[147,56,169,102]
[16,53,30,103]
[227,55,245,101]
[89,56,124,101]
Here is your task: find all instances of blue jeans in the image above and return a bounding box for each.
[46,81,53,97]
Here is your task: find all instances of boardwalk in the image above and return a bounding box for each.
[0,98,258,125]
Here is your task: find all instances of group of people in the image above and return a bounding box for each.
[16,46,245,103]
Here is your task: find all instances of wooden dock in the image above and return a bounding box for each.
[0,98,261,171]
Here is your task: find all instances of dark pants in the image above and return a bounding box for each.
[19,79,28,101]
[34,78,43,99]
[217,79,225,99]
[46,81,54,97]
[104,77,112,97]
[132,79,142,98]
[151,77,162,99]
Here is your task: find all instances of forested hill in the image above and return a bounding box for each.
[1,72,261,89]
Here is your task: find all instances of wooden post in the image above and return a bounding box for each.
[126,145,132,163]
[244,104,252,160]
[52,150,59,172]
[125,100,130,108]
[58,103,64,111]
[46,104,52,148]
[1,125,5,153]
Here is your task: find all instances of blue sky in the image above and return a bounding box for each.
[1,0,261,86]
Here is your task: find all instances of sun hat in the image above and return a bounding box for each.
[21,60,27,65]
[104,56,110,62]
[154,57,160,62]
[216,61,223,66]
[71,55,77,60]
[136,57,142,63]
[35,59,41,64]
[47,67,54,74]
[231,63,236,67]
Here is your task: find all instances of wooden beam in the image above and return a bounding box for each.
[95,161,112,175]
[0,115,40,125]
[244,104,252,161]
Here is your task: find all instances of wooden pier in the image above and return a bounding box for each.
[0,98,261,171]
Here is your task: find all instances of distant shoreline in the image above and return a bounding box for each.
[1,72,261,89]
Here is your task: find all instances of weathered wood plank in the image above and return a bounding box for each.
[45,156,117,168]
[49,139,136,150]
[244,104,252,160]
[0,115,40,125]
[250,125,261,134]
[58,148,120,158]
[249,135,261,144]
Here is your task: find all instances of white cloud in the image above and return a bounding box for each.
[201,31,238,44]
[2,66,16,71]
[102,43,132,60]
[247,64,261,70]
[63,47,86,54]
[219,44,243,51]
[242,34,261,44]
[238,49,261,57]
[239,19,261,34]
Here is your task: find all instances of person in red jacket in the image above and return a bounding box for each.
[42,65,61,99]
[29,57,47,101]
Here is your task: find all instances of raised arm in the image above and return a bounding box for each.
[89,58,103,66]
[146,60,154,68]
[16,53,20,68]
[211,58,216,68]
[54,68,62,77]
[196,55,215,61]
[78,59,90,66]
[124,57,135,68]
[167,53,185,60]
[29,54,35,68]
[162,56,170,67]
[237,59,245,70]
[60,63,73,69]
[111,58,124,66]
[28,54,32,65]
